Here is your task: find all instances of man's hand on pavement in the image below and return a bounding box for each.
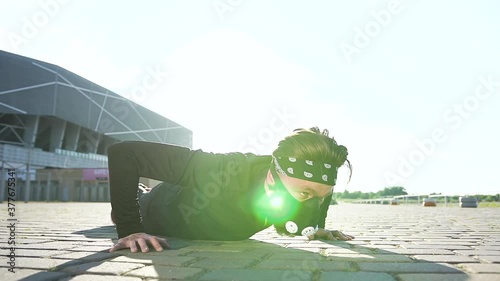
[109,232,170,253]
[310,228,355,241]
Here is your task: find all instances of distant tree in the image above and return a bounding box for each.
[377,186,408,197]
[484,195,495,202]
[342,190,350,198]
[336,186,408,200]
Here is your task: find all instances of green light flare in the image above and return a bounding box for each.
[270,196,284,209]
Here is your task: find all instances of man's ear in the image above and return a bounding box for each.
[266,169,275,186]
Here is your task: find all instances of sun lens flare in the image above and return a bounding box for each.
[251,185,301,227]
[270,196,284,209]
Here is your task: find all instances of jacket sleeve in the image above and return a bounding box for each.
[318,193,333,229]
[107,141,197,238]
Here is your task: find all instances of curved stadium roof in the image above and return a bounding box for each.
[0,50,192,147]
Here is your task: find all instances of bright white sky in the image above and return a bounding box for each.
[1,0,499,195]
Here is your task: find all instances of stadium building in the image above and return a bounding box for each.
[0,50,192,202]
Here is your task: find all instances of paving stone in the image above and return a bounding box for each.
[256,259,353,271]
[269,237,310,242]
[125,265,203,279]
[15,241,84,250]
[245,238,286,245]
[398,273,500,281]
[288,247,321,253]
[70,246,114,252]
[1,269,68,280]
[473,246,500,251]
[61,261,144,275]
[190,258,255,269]
[358,262,464,273]
[413,255,479,263]
[198,269,311,281]
[51,237,111,242]
[269,252,324,260]
[14,249,72,258]
[324,253,414,262]
[362,244,399,250]
[478,256,500,263]
[319,272,396,281]
[185,251,268,259]
[61,274,142,281]
[369,241,405,246]
[344,240,372,245]
[111,255,196,266]
[180,244,254,252]
[52,251,121,261]
[389,248,455,255]
[400,244,473,250]
[422,241,481,246]
[318,247,361,255]
[341,247,377,254]
[458,263,500,273]
[78,241,115,247]
[455,250,500,256]
[12,257,85,270]
[315,261,354,271]
[307,240,353,246]
[111,248,192,257]
[245,237,286,247]
[8,238,54,244]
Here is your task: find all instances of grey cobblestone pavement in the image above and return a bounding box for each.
[1,202,499,281]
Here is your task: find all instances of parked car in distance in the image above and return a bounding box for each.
[459,196,478,208]
[422,198,437,207]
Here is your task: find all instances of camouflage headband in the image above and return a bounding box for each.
[272,155,338,186]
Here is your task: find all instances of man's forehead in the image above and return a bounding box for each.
[284,175,332,187]
[317,185,334,194]
[296,182,334,192]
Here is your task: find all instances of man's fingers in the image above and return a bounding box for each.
[149,237,165,252]
[332,230,354,241]
[137,238,150,252]
[341,232,354,240]
[109,234,172,253]
[109,243,122,253]
[156,237,171,249]
[326,231,336,240]
[109,240,127,253]
[129,240,138,253]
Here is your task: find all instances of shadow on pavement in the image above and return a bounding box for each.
[73,225,117,238]
[18,226,476,281]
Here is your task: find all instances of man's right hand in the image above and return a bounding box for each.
[109,232,170,253]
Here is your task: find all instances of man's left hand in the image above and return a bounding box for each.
[310,228,354,241]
